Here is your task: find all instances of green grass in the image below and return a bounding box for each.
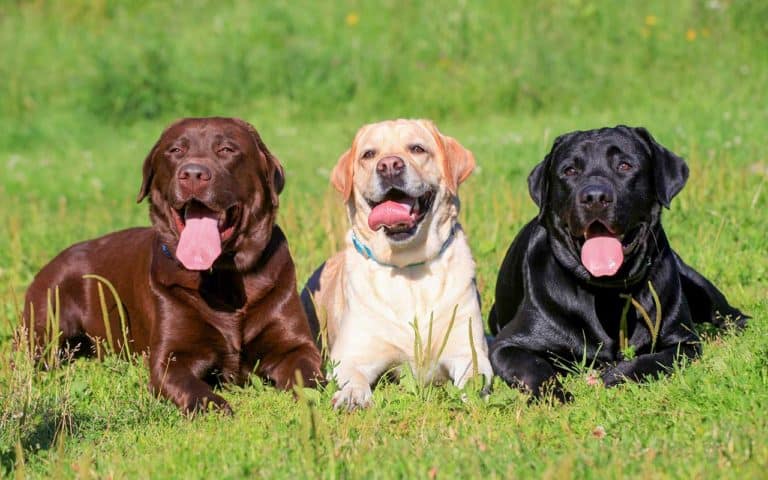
[1,1,766,478]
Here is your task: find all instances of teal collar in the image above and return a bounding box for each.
[351,225,457,268]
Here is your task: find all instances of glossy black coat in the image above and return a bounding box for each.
[489,126,748,400]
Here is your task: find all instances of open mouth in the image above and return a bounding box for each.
[577,221,645,255]
[171,200,240,242]
[365,188,435,241]
[573,220,645,278]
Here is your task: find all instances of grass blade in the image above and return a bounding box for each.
[82,274,131,359]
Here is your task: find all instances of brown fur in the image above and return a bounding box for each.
[23,117,322,414]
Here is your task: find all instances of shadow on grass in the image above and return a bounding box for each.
[0,407,93,475]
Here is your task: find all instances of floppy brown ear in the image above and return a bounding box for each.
[136,141,160,203]
[266,151,285,208]
[440,135,476,195]
[331,148,354,201]
[631,126,689,208]
[419,119,475,195]
[237,119,285,208]
[254,133,285,208]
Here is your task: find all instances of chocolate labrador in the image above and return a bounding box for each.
[489,125,748,400]
[23,117,322,414]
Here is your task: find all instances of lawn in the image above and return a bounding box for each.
[1,1,766,478]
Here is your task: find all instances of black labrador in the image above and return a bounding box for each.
[489,125,748,400]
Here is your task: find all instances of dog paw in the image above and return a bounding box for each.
[448,358,494,390]
[601,367,627,387]
[184,394,233,416]
[533,378,573,404]
[332,383,372,411]
[479,383,493,398]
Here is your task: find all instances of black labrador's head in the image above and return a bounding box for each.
[528,125,688,280]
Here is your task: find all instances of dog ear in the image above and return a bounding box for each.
[419,120,475,195]
[265,149,285,208]
[331,124,371,201]
[253,132,285,208]
[440,135,476,195]
[632,127,689,208]
[331,148,354,201]
[136,141,160,203]
[238,119,285,208]
[528,133,570,211]
[527,157,549,210]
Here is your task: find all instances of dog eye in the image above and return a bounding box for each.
[409,144,426,154]
[563,166,579,177]
[168,147,182,154]
[361,150,376,160]
[617,161,633,172]
[218,146,235,154]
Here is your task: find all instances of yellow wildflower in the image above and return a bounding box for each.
[686,29,697,41]
[645,15,657,27]
[345,12,360,26]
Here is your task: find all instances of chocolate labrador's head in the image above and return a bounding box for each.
[138,117,285,272]
[528,125,688,280]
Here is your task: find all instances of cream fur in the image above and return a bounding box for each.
[315,119,492,410]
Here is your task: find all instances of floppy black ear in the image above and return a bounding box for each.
[528,133,571,212]
[633,127,689,208]
[527,157,550,209]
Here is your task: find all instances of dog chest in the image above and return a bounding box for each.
[343,244,479,334]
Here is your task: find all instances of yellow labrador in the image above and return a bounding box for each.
[301,119,492,409]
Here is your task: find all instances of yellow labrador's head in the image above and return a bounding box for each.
[331,119,475,266]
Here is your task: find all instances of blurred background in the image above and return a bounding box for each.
[2,1,766,142]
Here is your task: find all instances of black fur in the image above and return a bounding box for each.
[489,126,748,400]
[300,262,326,343]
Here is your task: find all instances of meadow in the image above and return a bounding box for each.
[1,1,766,478]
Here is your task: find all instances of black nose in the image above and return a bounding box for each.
[579,184,614,208]
[178,163,212,184]
[376,156,405,179]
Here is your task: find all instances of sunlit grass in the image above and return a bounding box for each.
[0,0,766,478]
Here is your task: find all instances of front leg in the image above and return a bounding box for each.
[245,289,323,390]
[489,344,570,402]
[149,350,231,415]
[253,333,323,390]
[438,315,493,389]
[602,342,700,387]
[443,353,493,390]
[330,330,398,411]
[243,246,324,390]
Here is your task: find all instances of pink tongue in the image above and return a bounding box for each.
[176,209,221,270]
[368,200,416,231]
[581,236,624,277]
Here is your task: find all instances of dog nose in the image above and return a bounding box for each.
[579,184,614,208]
[376,156,405,179]
[178,163,212,184]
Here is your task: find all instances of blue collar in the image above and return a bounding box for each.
[351,225,457,268]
